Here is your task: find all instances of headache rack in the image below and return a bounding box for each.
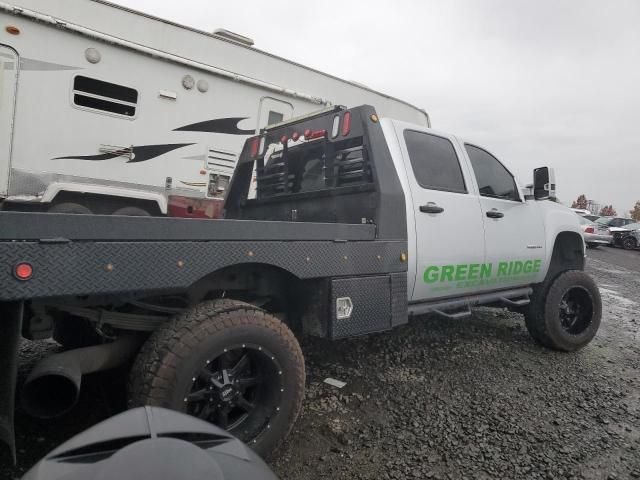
[255,134,371,198]
[248,107,375,202]
[224,105,400,228]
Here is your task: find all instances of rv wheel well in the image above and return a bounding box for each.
[50,192,162,216]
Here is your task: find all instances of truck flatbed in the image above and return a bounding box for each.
[0,211,376,242]
[0,212,403,302]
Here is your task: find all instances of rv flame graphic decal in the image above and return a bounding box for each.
[53,144,194,163]
[173,117,254,135]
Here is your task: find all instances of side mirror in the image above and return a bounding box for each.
[533,167,556,200]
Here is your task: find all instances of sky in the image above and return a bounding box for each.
[113,0,640,214]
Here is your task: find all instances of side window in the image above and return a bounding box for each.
[267,111,284,126]
[403,130,466,193]
[73,76,138,118]
[465,144,519,201]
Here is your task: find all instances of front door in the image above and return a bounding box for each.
[395,125,486,302]
[463,143,546,287]
[0,45,18,196]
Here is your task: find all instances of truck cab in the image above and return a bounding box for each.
[381,118,579,304]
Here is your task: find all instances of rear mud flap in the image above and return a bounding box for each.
[0,302,23,463]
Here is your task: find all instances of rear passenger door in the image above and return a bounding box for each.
[396,126,486,302]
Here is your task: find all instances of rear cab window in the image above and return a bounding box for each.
[403,130,467,193]
[465,144,520,201]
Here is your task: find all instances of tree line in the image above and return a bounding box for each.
[571,194,640,220]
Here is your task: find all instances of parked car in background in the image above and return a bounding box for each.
[620,230,640,250]
[594,217,634,246]
[571,208,591,216]
[570,208,599,222]
[595,216,634,229]
[577,215,612,248]
[610,222,640,249]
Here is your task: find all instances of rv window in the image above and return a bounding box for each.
[267,111,284,126]
[73,76,138,118]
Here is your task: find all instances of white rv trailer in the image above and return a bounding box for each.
[0,0,429,217]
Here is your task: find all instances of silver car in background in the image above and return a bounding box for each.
[594,216,634,232]
[578,215,612,248]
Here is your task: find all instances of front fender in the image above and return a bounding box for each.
[539,202,585,274]
[539,201,586,279]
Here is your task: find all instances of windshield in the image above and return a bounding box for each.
[595,217,613,225]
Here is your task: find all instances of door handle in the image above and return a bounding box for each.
[486,209,504,219]
[420,202,444,214]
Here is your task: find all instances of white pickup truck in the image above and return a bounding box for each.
[0,105,601,459]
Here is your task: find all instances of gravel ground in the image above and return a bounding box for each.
[2,248,639,479]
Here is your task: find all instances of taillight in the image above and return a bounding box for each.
[341,111,351,136]
[304,129,327,140]
[584,227,594,234]
[331,115,340,138]
[249,137,259,158]
[14,263,33,281]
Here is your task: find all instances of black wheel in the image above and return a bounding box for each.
[128,299,305,457]
[622,236,637,250]
[524,271,601,352]
[112,206,151,216]
[48,202,92,214]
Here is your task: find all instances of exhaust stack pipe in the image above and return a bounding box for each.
[22,335,141,419]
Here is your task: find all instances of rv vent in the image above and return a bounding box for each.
[213,29,254,47]
[207,148,236,174]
